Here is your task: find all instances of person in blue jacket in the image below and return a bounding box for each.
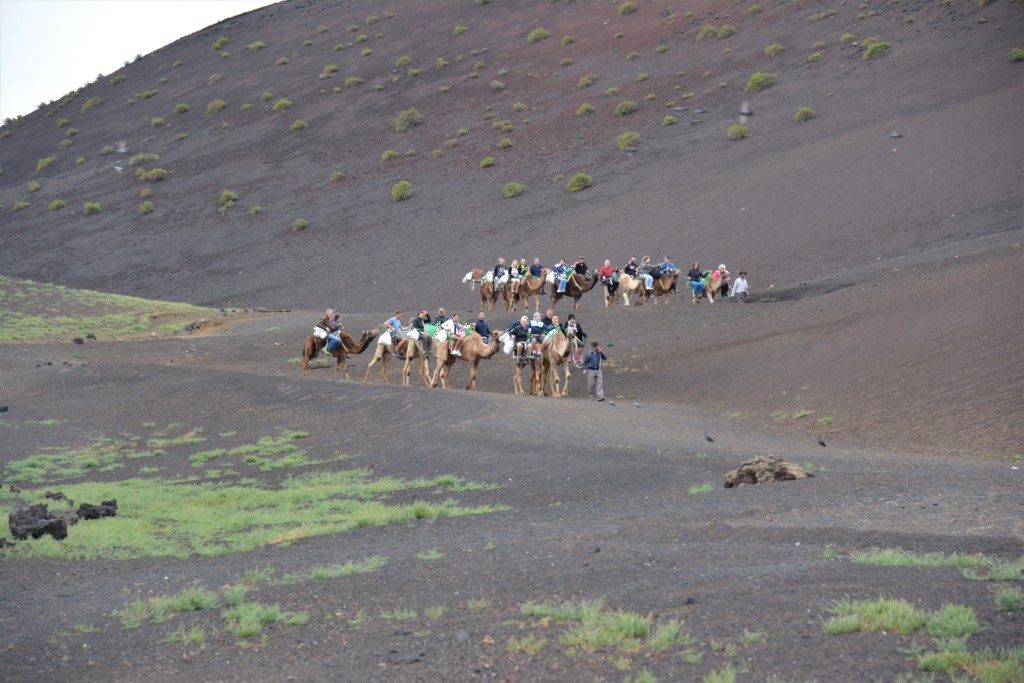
[474,311,491,342]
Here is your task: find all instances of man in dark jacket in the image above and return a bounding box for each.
[474,311,491,341]
[583,341,607,401]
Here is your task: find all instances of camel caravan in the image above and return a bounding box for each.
[299,257,746,396]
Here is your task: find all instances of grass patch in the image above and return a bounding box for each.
[219,189,238,212]
[292,218,309,231]
[283,555,388,583]
[577,102,595,116]
[380,608,417,620]
[926,604,978,638]
[662,115,677,126]
[225,601,307,637]
[289,119,308,132]
[996,587,1023,611]
[850,548,986,569]
[453,24,468,36]
[49,199,66,211]
[381,149,399,161]
[688,482,714,495]
[764,43,785,57]
[727,124,749,140]
[577,74,596,89]
[962,556,1024,582]
[416,548,444,561]
[520,599,692,653]
[271,98,291,111]
[36,155,58,172]
[619,1,637,14]
[716,25,735,39]
[744,71,776,93]
[1011,48,1024,62]
[205,99,227,114]
[794,106,816,122]
[526,28,550,44]
[502,181,524,198]
[566,173,592,192]
[508,633,547,655]
[391,180,412,201]
[616,130,639,150]
[824,597,926,635]
[862,37,890,60]
[807,51,823,63]
[696,25,718,41]
[394,107,423,132]
[479,156,495,168]
[497,137,513,149]
[211,36,229,51]
[614,100,638,116]
[85,202,103,214]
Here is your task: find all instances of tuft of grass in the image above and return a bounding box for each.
[219,189,238,212]
[688,482,714,494]
[1011,48,1024,62]
[497,137,513,149]
[37,155,58,172]
[748,4,762,13]
[380,149,399,161]
[249,205,262,215]
[604,86,620,97]
[807,51,823,63]
[453,24,468,35]
[289,119,308,132]
[508,633,547,655]
[83,201,102,214]
[696,25,718,41]
[109,74,126,85]
[27,180,41,192]
[272,98,291,111]
[794,106,816,122]
[150,117,165,128]
[662,115,677,126]
[330,171,346,182]
[841,32,856,44]
[391,180,412,201]
[502,181,524,198]
[962,556,1024,582]
[576,102,595,116]
[764,43,785,57]
[225,601,305,637]
[490,79,505,90]
[138,200,154,215]
[275,57,290,66]
[626,51,640,60]
[479,156,495,168]
[727,124,749,140]
[284,555,388,583]
[862,37,890,60]
[926,604,978,638]
[704,666,736,683]
[616,130,639,149]
[100,145,114,155]
[394,108,423,132]
[561,35,574,45]
[526,28,550,44]
[824,597,926,635]
[716,25,735,40]
[744,71,776,93]
[619,1,638,14]
[12,201,29,210]
[566,172,592,192]
[468,598,490,610]
[380,608,417,620]
[205,99,227,114]
[343,76,363,87]
[49,199,66,211]
[614,100,638,116]
[173,103,190,114]
[211,36,229,51]
[577,74,596,89]
[416,547,444,561]
[996,587,1023,611]
[292,218,309,231]
[851,548,986,569]
[136,168,166,182]
[361,48,372,57]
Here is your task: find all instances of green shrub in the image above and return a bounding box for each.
[436,57,448,69]
[250,206,262,215]
[36,155,57,172]
[150,117,165,128]
[794,106,816,122]
[58,139,73,149]
[626,51,640,60]
[809,8,837,21]
[289,119,308,132]
[748,4,762,14]
[391,180,412,201]
[813,41,826,50]
[841,33,855,44]
[173,103,190,114]
[604,86,620,96]
[619,1,637,14]
[138,200,154,215]
[140,186,151,198]
[380,149,399,161]
[323,64,339,75]
[75,157,84,165]
[205,99,227,114]
[453,24,468,35]
[276,57,290,66]
[393,108,423,132]
[616,130,639,149]
[109,75,126,85]
[211,36,229,51]
[246,40,267,51]
[656,44,668,53]
[696,25,717,41]
[996,587,1023,611]
[497,67,508,76]
[330,171,346,182]
[743,71,776,93]
[479,156,495,168]
[138,168,167,181]
[395,55,412,68]
[512,101,526,112]
[27,180,41,192]
[807,51,823,62]
[613,32,623,39]
[344,76,363,87]
[365,14,380,26]
[219,190,238,211]
[303,40,314,47]
[577,74,596,89]
[566,173,592,192]
[128,153,159,166]
[490,79,505,90]
[240,103,253,111]
[13,201,29,210]
[576,102,595,116]
[80,96,103,113]
[100,145,114,155]
[83,201,102,214]
[635,73,648,82]
[502,181,524,198]
[408,68,420,77]
[361,48,373,57]
[272,98,292,111]
[727,124,749,140]
[717,25,735,39]
[316,24,329,34]
[136,89,158,99]
[561,35,574,45]
[662,115,677,126]
[764,43,785,57]
[261,91,273,101]
[172,60,182,67]
[49,199,66,210]
[862,37,890,60]
[614,100,638,116]
[1010,48,1024,62]
[292,218,309,231]
[526,28,550,44]
[497,137,513,149]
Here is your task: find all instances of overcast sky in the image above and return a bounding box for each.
[0,0,276,122]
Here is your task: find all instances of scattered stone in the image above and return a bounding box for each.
[0,537,14,548]
[693,108,707,114]
[77,499,118,520]
[72,337,84,344]
[85,333,97,340]
[724,456,814,488]
[10,484,21,493]
[9,504,70,541]
[0,405,7,412]
[44,491,74,506]
[387,650,424,664]
[740,101,752,116]
[622,146,638,152]
[890,131,902,138]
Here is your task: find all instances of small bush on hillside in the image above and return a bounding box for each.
[394,108,423,132]
[150,117,165,127]
[512,101,526,112]
[138,168,167,181]
[813,41,826,50]
[136,89,157,99]
[696,25,717,41]
[862,38,890,60]
[1011,48,1024,62]
[100,145,114,155]
[58,139,73,149]
[748,4,762,14]
[662,115,677,126]
[502,181,524,198]
[292,218,309,231]
[138,200,154,215]
[172,60,182,67]
[744,71,776,93]
[140,186,152,198]
[355,34,368,43]
[562,35,575,45]
[261,91,273,102]
[614,100,638,116]
[13,201,30,210]
[323,64,339,75]
[303,40,314,47]
[211,36,229,51]
[240,103,254,111]
[604,86,620,96]
[109,75,126,85]
[272,98,292,111]
[613,32,624,39]
[577,74,596,89]
[247,40,267,51]
[289,119,308,132]
[49,199,66,210]
[619,1,638,14]
[316,24,329,34]
[81,96,103,113]
[794,106,816,122]
[173,103,190,114]
[56,117,70,127]
[361,48,373,57]
[396,55,412,68]
[656,44,668,53]
[616,130,639,149]
[27,180,42,192]
[526,28,550,44]
[37,155,58,172]
[727,124,749,139]
[380,149,399,161]
[365,14,380,26]
[75,156,84,165]
[497,137,513,149]
[330,171,346,182]
[841,33,856,44]
[626,51,640,60]
[436,57,448,69]
[346,24,358,32]
[716,25,735,39]
[250,205,262,215]
[344,76,363,87]
[84,201,102,214]
[489,79,505,90]
[408,68,420,77]
[497,67,509,76]
[453,24,468,35]
[480,156,495,168]
[566,173,592,192]
[809,9,837,21]
[391,180,412,201]
[276,57,290,66]
[205,99,227,114]
[219,190,238,211]
[807,52,823,62]
[764,43,785,57]
[636,73,648,82]
[576,102,595,116]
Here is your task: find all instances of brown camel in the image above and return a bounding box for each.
[514,269,549,312]
[463,268,500,311]
[511,355,539,395]
[300,329,379,379]
[648,269,681,304]
[551,272,598,309]
[605,273,648,307]
[430,332,500,390]
[537,329,572,397]
[704,268,730,302]
[362,336,431,386]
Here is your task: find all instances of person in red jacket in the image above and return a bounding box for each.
[597,259,617,297]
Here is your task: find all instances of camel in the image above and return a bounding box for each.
[300,329,379,379]
[514,269,549,312]
[536,329,572,397]
[605,273,648,307]
[704,268,730,302]
[430,332,500,390]
[362,335,431,387]
[462,269,500,311]
[648,269,681,304]
[550,271,598,309]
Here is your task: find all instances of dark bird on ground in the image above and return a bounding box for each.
[704,429,715,443]
[817,435,827,448]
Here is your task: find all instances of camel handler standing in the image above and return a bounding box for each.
[583,341,607,401]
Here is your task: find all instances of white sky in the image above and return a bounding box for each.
[0,0,276,121]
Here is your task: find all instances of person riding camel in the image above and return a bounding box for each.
[508,259,521,297]
[529,258,544,278]
[553,259,570,293]
[324,314,343,354]
[638,255,656,291]
[385,309,407,359]
[542,308,555,326]
[517,258,528,279]
[712,264,731,297]
[435,307,448,325]
[623,257,639,278]
[540,313,560,354]
[663,256,678,291]
[573,256,589,276]
[412,310,433,352]
[562,313,587,366]
[493,258,509,291]
[687,261,706,303]
[528,311,546,357]
[474,311,491,342]
[598,259,617,296]
[441,312,468,356]
[314,309,342,355]
[508,315,531,361]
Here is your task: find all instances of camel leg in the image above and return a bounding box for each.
[362,350,378,382]
[301,356,309,378]
[466,360,478,390]
[402,354,413,386]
